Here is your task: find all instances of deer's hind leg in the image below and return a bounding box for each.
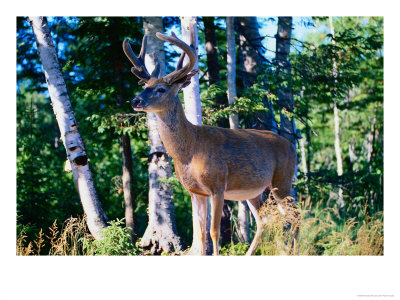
[246,194,264,256]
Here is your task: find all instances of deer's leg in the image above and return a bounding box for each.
[246,194,264,256]
[187,194,208,255]
[210,192,224,255]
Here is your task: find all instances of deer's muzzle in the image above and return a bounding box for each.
[131,97,145,111]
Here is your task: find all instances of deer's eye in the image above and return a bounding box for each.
[156,87,166,94]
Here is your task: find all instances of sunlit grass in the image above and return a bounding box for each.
[17,199,383,256]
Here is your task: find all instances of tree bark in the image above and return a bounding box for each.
[108,18,136,241]
[29,16,108,240]
[276,17,298,201]
[226,17,240,130]
[329,16,344,208]
[237,17,277,133]
[276,17,296,145]
[203,17,220,86]
[140,17,185,254]
[119,133,136,240]
[227,17,251,244]
[181,16,213,254]
[181,17,202,126]
[204,17,232,247]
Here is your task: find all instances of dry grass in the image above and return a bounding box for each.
[17,198,383,256]
[256,192,383,256]
[17,215,93,256]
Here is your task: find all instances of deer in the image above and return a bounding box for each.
[122,23,297,256]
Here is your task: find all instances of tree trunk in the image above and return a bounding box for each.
[276,17,296,145]
[108,18,136,241]
[29,16,108,240]
[367,107,377,167]
[329,16,344,208]
[204,17,232,247]
[140,17,185,254]
[181,16,202,126]
[226,17,240,130]
[181,16,213,254]
[237,17,277,133]
[227,17,251,244]
[119,133,136,240]
[203,17,220,86]
[276,17,298,200]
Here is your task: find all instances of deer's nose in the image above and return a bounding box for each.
[131,97,143,108]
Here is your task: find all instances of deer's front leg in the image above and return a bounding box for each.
[187,194,208,255]
[210,192,224,255]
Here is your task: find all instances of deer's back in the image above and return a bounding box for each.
[174,125,296,198]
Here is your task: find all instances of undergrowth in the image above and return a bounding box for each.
[17,216,142,256]
[17,200,383,256]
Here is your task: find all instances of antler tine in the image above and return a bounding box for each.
[122,36,151,83]
[176,52,185,70]
[155,23,197,85]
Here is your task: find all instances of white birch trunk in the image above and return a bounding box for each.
[367,111,377,164]
[227,17,250,243]
[29,17,107,240]
[141,17,184,253]
[181,17,214,254]
[329,16,344,208]
[181,16,202,126]
[300,137,308,176]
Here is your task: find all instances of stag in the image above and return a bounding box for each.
[123,24,297,255]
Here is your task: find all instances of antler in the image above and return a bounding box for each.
[123,23,197,86]
[156,22,198,85]
[122,35,161,84]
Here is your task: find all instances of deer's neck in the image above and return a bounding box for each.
[155,98,196,163]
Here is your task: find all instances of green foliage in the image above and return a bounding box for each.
[201,82,271,126]
[17,16,383,255]
[82,219,142,256]
[220,242,249,256]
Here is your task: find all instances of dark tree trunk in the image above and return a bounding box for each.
[203,17,220,86]
[204,17,232,247]
[237,17,277,132]
[276,17,296,145]
[119,133,136,241]
[109,18,137,240]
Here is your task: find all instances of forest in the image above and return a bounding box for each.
[16,16,383,256]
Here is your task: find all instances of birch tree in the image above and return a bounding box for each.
[140,17,185,254]
[181,16,213,254]
[181,17,202,125]
[29,16,108,240]
[329,16,344,208]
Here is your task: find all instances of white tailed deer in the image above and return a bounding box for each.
[123,24,297,255]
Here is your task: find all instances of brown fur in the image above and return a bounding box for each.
[133,90,296,255]
[125,27,296,255]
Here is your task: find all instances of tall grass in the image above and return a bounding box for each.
[16,216,142,256]
[17,200,383,256]
[256,194,383,256]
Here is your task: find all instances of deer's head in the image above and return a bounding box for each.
[123,24,198,113]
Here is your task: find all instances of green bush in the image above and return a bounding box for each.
[82,219,142,256]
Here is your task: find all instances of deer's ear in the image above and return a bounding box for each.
[176,69,199,89]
